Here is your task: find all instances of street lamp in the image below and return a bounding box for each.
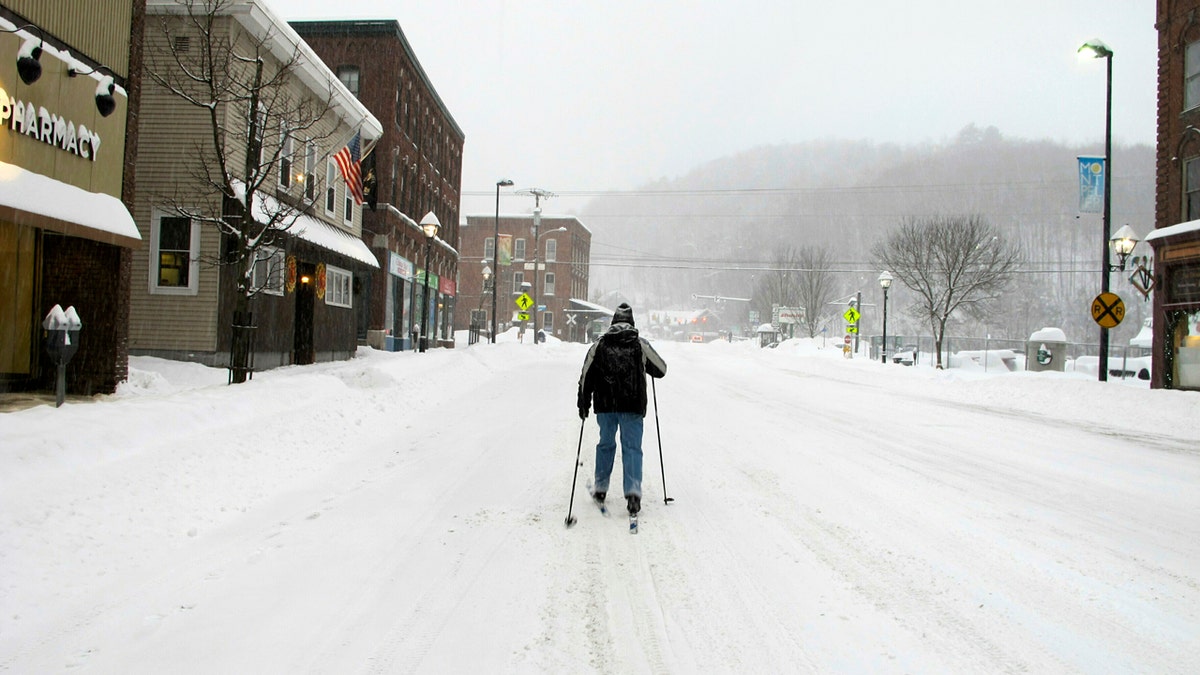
[420,211,440,353]
[1109,225,1139,271]
[1079,37,1113,381]
[878,270,893,364]
[531,218,568,346]
[493,179,512,343]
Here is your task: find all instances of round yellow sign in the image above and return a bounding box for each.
[1091,292,1125,328]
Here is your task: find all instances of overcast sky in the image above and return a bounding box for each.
[281,1,1159,217]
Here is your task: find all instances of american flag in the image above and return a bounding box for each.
[332,131,363,205]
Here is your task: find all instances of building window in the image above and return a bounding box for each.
[1187,158,1200,222]
[344,180,354,224]
[513,271,524,291]
[150,210,199,295]
[325,160,337,215]
[544,272,555,296]
[544,238,557,262]
[304,140,316,201]
[325,265,353,308]
[337,66,360,98]
[543,312,554,330]
[514,238,526,260]
[484,237,495,259]
[252,246,285,296]
[279,126,294,189]
[1188,42,1200,111]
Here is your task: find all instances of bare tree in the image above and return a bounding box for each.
[146,0,339,382]
[753,244,838,338]
[794,244,838,338]
[871,215,1021,368]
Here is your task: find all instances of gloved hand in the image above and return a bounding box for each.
[578,407,589,420]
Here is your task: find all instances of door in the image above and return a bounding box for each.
[293,262,316,365]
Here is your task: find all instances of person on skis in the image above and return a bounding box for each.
[577,303,667,517]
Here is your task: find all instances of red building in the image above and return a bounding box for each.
[458,213,592,342]
[1151,0,1200,389]
[291,20,464,349]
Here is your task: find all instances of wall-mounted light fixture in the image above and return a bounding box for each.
[68,64,117,117]
[2,24,44,85]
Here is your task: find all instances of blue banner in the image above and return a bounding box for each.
[1078,156,1105,213]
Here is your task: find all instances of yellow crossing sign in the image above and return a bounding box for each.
[843,306,861,324]
[1091,292,1125,328]
[515,293,534,311]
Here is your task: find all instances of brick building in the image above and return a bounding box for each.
[1151,0,1200,390]
[291,20,464,350]
[459,213,592,342]
[0,0,144,396]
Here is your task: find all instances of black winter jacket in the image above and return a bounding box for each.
[577,322,667,416]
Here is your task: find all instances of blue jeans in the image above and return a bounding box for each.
[593,412,644,498]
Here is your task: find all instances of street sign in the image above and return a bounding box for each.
[1091,292,1125,328]
[517,311,530,322]
[843,335,852,345]
[845,325,858,334]
[843,306,861,324]
[515,293,534,311]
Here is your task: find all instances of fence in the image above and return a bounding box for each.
[864,334,1152,379]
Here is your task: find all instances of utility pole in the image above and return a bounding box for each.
[516,187,556,344]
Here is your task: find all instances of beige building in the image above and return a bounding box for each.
[0,0,143,396]
[132,0,382,373]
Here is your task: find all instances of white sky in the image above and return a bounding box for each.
[280,0,1159,216]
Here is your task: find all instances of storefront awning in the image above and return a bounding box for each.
[0,161,141,248]
[232,180,378,268]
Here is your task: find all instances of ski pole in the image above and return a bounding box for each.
[652,377,674,505]
[565,417,586,527]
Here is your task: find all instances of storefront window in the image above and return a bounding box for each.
[1169,309,1200,389]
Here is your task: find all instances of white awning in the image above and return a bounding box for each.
[232,181,378,268]
[1146,218,1200,242]
[0,161,141,247]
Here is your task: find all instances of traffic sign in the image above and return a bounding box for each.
[845,325,858,334]
[515,293,534,311]
[1091,292,1125,328]
[516,311,530,322]
[843,335,852,345]
[843,306,861,324]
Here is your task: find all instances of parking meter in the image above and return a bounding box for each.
[43,304,82,407]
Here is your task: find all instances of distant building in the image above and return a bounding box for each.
[0,0,144,395]
[459,214,592,342]
[291,19,464,350]
[1152,1,1200,390]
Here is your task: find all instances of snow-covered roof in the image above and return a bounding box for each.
[569,298,612,314]
[145,0,382,142]
[466,213,592,236]
[0,161,140,247]
[385,205,458,258]
[1145,218,1200,242]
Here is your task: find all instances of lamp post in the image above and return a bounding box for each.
[1079,37,1113,381]
[420,211,440,353]
[493,179,512,343]
[878,270,893,363]
[531,221,568,345]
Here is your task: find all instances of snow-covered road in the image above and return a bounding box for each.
[2,337,1197,673]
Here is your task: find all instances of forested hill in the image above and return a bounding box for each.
[579,125,1155,341]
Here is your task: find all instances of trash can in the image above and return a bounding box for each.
[1026,327,1067,372]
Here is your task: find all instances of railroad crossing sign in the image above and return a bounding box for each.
[515,293,534,311]
[843,306,861,324]
[1091,292,1125,328]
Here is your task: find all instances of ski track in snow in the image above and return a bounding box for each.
[1,339,1198,672]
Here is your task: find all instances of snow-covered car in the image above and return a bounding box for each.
[892,345,918,366]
